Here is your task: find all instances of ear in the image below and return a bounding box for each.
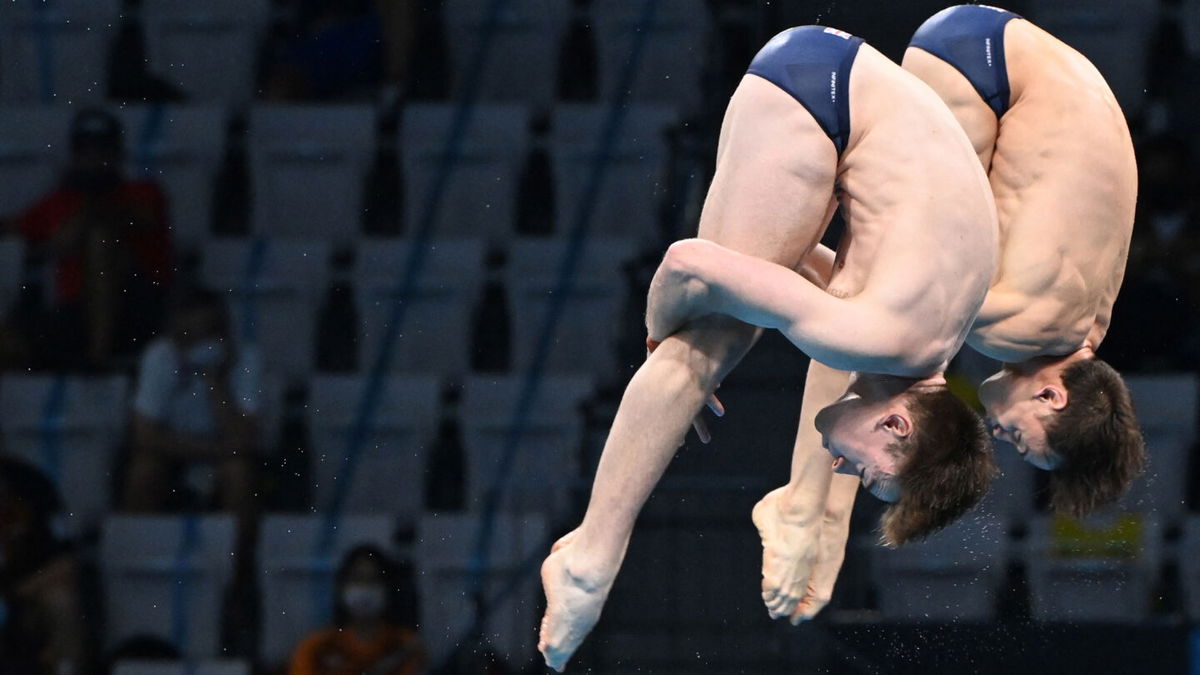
[1036,385,1068,411]
[881,413,912,438]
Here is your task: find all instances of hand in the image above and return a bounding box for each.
[752,487,821,622]
[646,337,725,443]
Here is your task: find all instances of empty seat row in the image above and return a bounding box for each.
[0,0,710,107]
[0,373,593,533]
[0,103,678,249]
[101,512,546,667]
[201,236,639,381]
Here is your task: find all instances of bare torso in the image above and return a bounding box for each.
[832,45,997,371]
[904,19,1137,363]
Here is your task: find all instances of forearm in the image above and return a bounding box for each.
[780,360,853,518]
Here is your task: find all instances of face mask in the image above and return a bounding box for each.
[185,339,226,369]
[341,583,386,618]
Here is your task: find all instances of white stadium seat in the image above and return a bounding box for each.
[0,0,120,104]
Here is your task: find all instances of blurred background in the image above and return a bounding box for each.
[0,0,1197,673]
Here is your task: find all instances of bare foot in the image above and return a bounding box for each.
[538,542,614,672]
[751,487,820,622]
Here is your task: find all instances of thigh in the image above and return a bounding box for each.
[696,74,840,269]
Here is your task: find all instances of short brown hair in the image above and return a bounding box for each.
[880,387,996,547]
[1044,358,1146,518]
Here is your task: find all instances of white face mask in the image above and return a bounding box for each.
[341,583,386,618]
[185,339,226,369]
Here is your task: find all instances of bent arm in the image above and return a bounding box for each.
[648,238,916,374]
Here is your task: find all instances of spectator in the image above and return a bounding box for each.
[0,456,86,675]
[289,545,426,675]
[122,288,261,521]
[8,108,173,371]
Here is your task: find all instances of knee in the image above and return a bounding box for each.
[659,239,711,286]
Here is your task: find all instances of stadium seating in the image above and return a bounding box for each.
[354,238,486,375]
[443,0,569,107]
[1120,373,1197,521]
[401,104,529,243]
[872,513,1007,621]
[113,662,250,675]
[141,0,271,104]
[591,0,710,110]
[459,374,592,521]
[0,106,74,217]
[506,236,637,376]
[248,105,376,240]
[551,104,676,243]
[307,375,440,520]
[415,512,546,665]
[100,515,237,658]
[0,374,130,535]
[0,0,120,104]
[116,105,227,251]
[1025,512,1161,621]
[257,514,398,666]
[201,237,331,383]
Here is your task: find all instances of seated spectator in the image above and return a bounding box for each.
[0,456,86,675]
[289,545,426,675]
[122,288,261,520]
[7,108,173,371]
[262,0,385,101]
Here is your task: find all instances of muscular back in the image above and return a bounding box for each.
[837,44,998,371]
[904,19,1137,362]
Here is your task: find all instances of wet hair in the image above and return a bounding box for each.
[1044,358,1146,517]
[880,387,996,547]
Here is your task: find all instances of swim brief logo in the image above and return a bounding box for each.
[823,27,852,40]
[830,71,837,103]
[980,5,1006,12]
[985,37,993,67]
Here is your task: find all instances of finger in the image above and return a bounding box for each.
[693,416,711,444]
[706,393,725,417]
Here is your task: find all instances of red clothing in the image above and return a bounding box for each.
[15,181,173,303]
[289,625,426,675]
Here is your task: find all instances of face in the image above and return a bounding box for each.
[978,368,1063,470]
[814,388,908,502]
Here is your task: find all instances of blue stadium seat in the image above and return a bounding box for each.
[116,105,228,251]
[506,236,637,376]
[551,104,676,244]
[0,0,120,104]
[354,238,485,376]
[248,105,376,241]
[100,515,238,659]
[401,104,529,244]
[591,0,711,110]
[872,513,1007,621]
[460,374,592,522]
[201,237,331,383]
[415,512,546,666]
[141,0,271,104]
[0,106,74,217]
[0,374,130,535]
[307,374,440,521]
[443,0,570,107]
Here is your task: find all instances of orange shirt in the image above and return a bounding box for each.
[288,625,427,675]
